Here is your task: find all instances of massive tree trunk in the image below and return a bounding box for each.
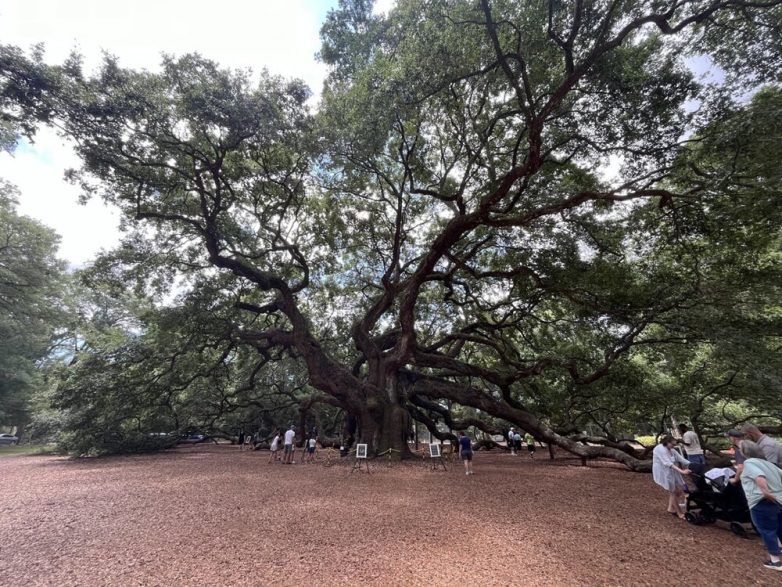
[356,398,413,458]
[375,402,412,457]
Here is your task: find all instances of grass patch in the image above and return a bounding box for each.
[0,444,60,456]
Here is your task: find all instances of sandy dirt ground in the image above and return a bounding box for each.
[1,445,779,586]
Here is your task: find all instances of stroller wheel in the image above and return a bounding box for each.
[730,522,748,538]
[684,512,699,525]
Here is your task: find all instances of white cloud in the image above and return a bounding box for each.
[0,129,120,268]
[0,0,339,267]
[373,0,397,15]
[0,1,333,90]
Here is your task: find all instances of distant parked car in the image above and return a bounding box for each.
[0,434,19,445]
[177,433,216,445]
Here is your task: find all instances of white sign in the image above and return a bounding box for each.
[356,444,368,459]
[429,444,441,458]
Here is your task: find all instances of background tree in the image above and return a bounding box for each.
[0,180,66,437]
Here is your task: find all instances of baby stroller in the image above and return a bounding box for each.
[684,463,755,538]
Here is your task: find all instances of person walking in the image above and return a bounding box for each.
[738,440,782,572]
[306,436,317,463]
[508,428,516,455]
[742,424,782,468]
[269,430,281,463]
[458,431,474,475]
[524,432,536,459]
[652,435,691,519]
[677,424,704,465]
[238,430,245,451]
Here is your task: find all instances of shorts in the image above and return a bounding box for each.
[284,444,293,453]
[527,444,536,452]
[307,447,315,454]
[461,451,473,461]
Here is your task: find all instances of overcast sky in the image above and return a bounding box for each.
[0,0,394,267]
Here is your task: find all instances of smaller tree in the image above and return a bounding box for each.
[0,180,66,436]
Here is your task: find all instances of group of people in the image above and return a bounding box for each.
[507,428,536,458]
[267,427,318,464]
[652,423,782,572]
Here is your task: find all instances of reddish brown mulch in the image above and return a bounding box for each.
[0,445,777,586]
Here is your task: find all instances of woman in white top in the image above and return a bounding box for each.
[268,431,281,463]
[652,435,691,519]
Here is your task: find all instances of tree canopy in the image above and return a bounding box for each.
[1,0,780,465]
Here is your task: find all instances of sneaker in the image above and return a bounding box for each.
[763,560,782,571]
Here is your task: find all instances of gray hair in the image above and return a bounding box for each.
[742,424,761,436]
[740,439,765,459]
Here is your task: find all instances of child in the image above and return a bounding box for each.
[306,436,317,463]
[268,430,281,463]
[525,432,536,459]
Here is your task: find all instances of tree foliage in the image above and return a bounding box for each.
[0,181,65,431]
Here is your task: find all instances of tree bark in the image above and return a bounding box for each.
[357,400,414,459]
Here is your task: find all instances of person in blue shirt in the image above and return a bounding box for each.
[458,431,474,475]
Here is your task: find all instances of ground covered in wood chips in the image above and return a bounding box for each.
[1,445,778,586]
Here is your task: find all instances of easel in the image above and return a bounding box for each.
[350,443,370,475]
[350,458,370,474]
[429,444,448,471]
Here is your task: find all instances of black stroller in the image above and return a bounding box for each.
[684,463,755,538]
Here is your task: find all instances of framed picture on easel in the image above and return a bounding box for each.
[356,443,368,459]
[429,443,441,458]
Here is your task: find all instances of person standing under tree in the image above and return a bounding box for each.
[524,432,536,459]
[742,424,782,468]
[677,424,705,465]
[513,430,522,455]
[283,426,295,464]
[306,436,317,463]
[458,431,474,475]
[652,435,691,519]
[238,430,245,451]
[508,428,516,455]
[269,430,281,463]
[727,429,746,486]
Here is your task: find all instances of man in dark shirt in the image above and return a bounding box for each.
[727,429,745,485]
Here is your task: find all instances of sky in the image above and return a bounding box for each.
[0,0,395,268]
